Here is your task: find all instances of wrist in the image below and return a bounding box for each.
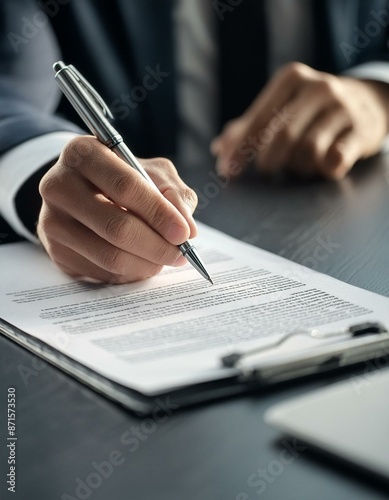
[358,79,389,133]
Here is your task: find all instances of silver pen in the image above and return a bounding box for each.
[53,61,213,284]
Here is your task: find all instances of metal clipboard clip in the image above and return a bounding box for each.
[220,322,389,385]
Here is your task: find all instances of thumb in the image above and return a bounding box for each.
[211,117,252,178]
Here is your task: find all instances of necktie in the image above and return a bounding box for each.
[217,0,268,129]
[311,0,334,73]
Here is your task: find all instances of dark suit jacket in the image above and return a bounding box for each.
[1,0,388,235]
[1,0,389,159]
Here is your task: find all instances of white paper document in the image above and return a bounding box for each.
[0,223,388,395]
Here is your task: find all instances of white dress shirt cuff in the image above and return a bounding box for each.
[342,61,389,84]
[343,62,389,153]
[0,132,80,241]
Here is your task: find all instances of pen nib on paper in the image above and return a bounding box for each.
[179,242,213,284]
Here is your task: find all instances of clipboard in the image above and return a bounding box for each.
[1,229,389,417]
[2,318,388,416]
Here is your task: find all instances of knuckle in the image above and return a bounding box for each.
[315,77,340,101]
[153,244,171,265]
[182,187,198,211]
[37,211,54,236]
[99,247,125,274]
[61,136,94,170]
[39,164,70,202]
[150,157,178,176]
[278,126,297,145]
[141,197,171,231]
[38,170,57,200]
[151,209,172,234]
[153,242,177,265]
[138,192,158,219]
[139,157,177,181]
[164,185,198,213]
[160,158,177,174]
[123,220,144,250]
[108,169,134,199]
[103,213,130,244]
[280,62,308,82]
[37,205,64,245]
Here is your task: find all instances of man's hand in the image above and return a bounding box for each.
[212,62,389,180]
[37,136,198,283]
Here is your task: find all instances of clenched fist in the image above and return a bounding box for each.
[212,62,389,180]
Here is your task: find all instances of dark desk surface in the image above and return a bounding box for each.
[1,155,389,500]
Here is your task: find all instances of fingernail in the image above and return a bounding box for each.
[216,156,228,176]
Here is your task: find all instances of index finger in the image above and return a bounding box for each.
[60,136,191,245]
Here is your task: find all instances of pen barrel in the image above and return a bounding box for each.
[112,143,158,188]
[178,241,194,255]
[53,62,212,283]
[54,66,117,145]
[54,63,158,188]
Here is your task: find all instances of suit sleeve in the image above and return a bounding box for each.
[339,2,389,83]
[0,0,85,238]
[0,0,84,152]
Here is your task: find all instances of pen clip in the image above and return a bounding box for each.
[65,64,114,120]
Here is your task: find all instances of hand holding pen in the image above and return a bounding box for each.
[36,62,212,284]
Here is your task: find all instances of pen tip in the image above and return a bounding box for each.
[208,277,214,285]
